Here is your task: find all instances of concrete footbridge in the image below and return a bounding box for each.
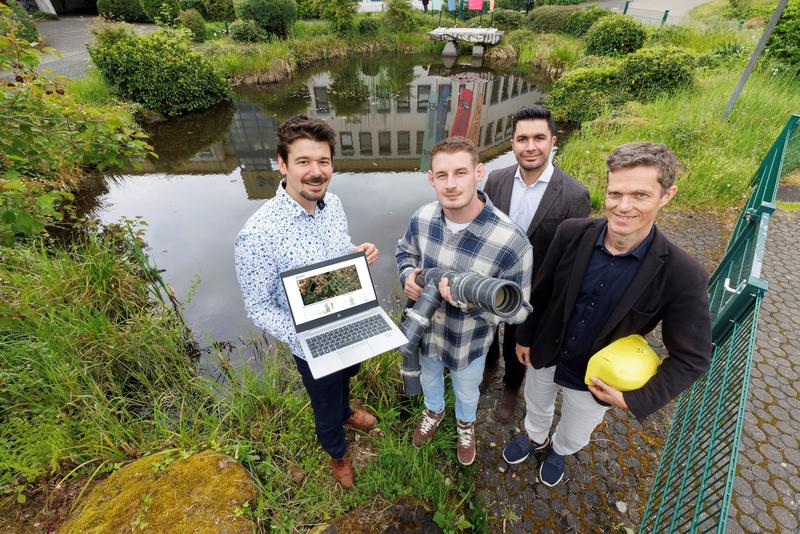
[428,27,504,58]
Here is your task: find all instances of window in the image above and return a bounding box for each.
[398,131,410,155]
[417,85,431,112]
[313,86,329,114]
[379,131,392,155]
[416,130,425,154]
[484,122,494,145]
[495,118,504,141]
[359,132,373,155]
[397,86,411,113]
[340,132,354,156]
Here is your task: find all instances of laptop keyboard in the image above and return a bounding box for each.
[306,314,392,358]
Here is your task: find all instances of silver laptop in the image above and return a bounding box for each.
[280,251,408,379]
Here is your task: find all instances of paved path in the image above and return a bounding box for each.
[34,16,156,79]
[475,204,800,532]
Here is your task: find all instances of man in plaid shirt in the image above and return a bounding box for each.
[396,137,533,465]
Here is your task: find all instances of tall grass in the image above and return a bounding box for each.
[511,31,583,78]
[0,232,481,530]
[68,67,117,106]
[556,66,800,208]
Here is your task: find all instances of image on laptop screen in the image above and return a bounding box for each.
[284,255,376,326]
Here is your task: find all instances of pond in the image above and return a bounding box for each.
[92,55,562,366]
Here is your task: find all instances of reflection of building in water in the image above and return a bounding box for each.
[130,64,544,200]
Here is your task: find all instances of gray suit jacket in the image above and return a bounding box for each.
[483,163,590,281]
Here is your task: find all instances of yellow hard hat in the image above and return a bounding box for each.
[584,334,661,391]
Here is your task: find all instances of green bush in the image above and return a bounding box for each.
[297,0,321,17]
[765,0,800,70]
[179,0,207,16]
[468,8,525,30]
[584,13,646,56]
[202,0,234,20]
[698,42,748,68]
[728,0,751,19]
[228,18,267,41]
[140,0,182,23]
[358,17,379,36]
[545,63,624,123]
[566,6,611,36]
[538,0,580,5]
[89,29,229,116]
[527,5,580,33]
[620,45,695,99]
[233,0,297,37]
[177,8,206,41]
[384,0,417,32]
[97,0,149,22]
[1,0,38,43]
[308,0,356,36]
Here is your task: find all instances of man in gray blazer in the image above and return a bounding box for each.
[482,105,590,421]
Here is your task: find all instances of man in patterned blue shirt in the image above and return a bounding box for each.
[396,137,533,466]
[234,115,378,490]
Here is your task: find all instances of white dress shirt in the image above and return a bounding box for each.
[508,161,554,233]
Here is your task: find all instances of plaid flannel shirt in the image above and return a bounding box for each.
[396,192,533,371]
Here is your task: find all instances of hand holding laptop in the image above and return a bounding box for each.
[353,242,379,265]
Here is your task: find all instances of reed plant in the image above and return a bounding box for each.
[0,230,482,530]
[556,66,800,208]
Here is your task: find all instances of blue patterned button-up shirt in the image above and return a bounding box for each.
[234,182,353,358]
[396,192,533,371]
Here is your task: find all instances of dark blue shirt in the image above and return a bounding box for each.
[553,223,655,390]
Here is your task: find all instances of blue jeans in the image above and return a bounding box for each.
[293,355,359,459]
[419,354,486,423]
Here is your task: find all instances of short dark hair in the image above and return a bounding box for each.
[276,114,336,163]
[430,136,480,166]
[606,142,682,189]
[511,105,555,137]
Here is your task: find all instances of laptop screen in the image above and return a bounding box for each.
[282,253,377,329]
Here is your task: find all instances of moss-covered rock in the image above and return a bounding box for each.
[60,450,257,533]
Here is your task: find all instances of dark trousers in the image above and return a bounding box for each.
[294,355,360,459]
[486,323,526,390]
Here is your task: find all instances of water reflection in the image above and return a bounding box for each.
[102,56,553,353]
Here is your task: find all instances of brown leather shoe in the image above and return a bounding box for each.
[495,385,519,422]
[331,452,354,490]
[412,409,445,448]
[456,421,476,466]
[345,407,376,431]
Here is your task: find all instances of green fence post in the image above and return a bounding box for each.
[459,0,464,20]
[661,9,669,25]
[623,0,629,14]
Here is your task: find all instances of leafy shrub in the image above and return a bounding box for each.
[179,0,207,16]
[140,0,182,24]
[584,13,646,56]
[697,41,748,68]
[308,0,356,36]
[527,5,580,33]
[297,0,321,17]
[228,18,267,41]
[538,0,580,5]
[728,0,751,19]
[573,54,619,69]
[467,8,524,30]
[177,8,206,41]
[545,63,624,123]
[1,0,38,43]
[358,17,379,36]
[89,29,229,116]
[233,0,297,37]
[202,0,234,20]
[566,6,611,36]
[384,0,417,32]
[765,0,800,69]
[620,45,695,99]
[97,0,149,22]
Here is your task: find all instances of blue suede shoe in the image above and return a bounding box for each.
[501,434,550,465]
[539,450,566,487]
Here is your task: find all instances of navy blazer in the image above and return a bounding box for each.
[516,218,713,421]
[483,163,590,282]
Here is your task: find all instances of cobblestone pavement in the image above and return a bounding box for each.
[474,209,736,532]
[727,209,800,534]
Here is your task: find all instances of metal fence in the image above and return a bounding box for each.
[639,114,800,533]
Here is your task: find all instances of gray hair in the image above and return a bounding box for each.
[606,142,681,189]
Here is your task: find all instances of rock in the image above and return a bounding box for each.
[616,501,627,513]
[59,449,257,533]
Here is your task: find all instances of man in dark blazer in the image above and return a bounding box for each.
[482,105,590,422]
[501,142,712,487]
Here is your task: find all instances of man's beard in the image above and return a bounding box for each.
[299,177,327,200]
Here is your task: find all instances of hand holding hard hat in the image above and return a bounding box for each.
[585,334,661,392]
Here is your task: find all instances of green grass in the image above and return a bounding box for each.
[0,231,481,531]
[557,66,800,209]
[777,201,800,211]
[690,0,778,22]
[67,67,117,105]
